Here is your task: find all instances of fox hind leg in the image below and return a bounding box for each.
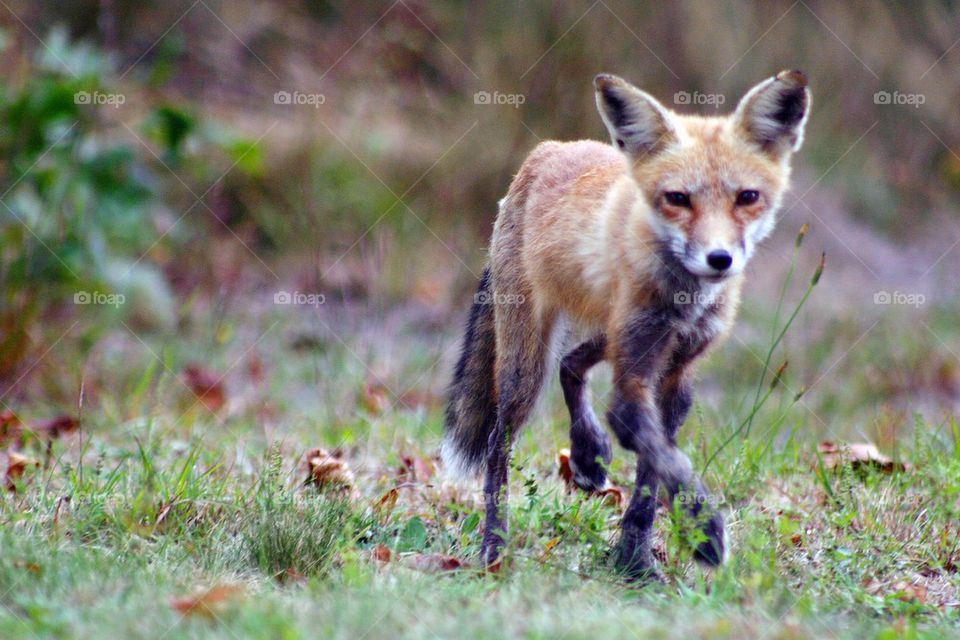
[560,335,612,491]
[481,304,557,567]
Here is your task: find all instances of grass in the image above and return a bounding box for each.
[3,5,960,637]
[3,249,960,639]
[0,228,958,640]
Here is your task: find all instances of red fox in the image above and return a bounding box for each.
[444,70,810,579]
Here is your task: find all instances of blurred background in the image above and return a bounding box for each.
[2,1,960,456]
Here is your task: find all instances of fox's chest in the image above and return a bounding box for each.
[668,284,732,339]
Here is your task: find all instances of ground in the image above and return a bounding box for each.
[2,224,959,639]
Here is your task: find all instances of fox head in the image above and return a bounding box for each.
[595,70,810,282]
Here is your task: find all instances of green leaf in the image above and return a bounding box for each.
[397,516,428,552]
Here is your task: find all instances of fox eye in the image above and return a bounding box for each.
[664,192,692,208]
[736,190,760,206]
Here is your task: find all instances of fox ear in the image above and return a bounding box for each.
[733,70,810,158]
[595,74,676,159]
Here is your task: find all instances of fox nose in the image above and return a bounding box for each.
[706,250,733,272]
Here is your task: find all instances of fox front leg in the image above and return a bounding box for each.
[606,308,725,579]
[657,329,726,566]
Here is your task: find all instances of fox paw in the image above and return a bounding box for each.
[569,422,613,492]
[612,546,663,584]
[692,510,726,566]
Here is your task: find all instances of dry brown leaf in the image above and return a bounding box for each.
[818,441,908,473]
[402,553,466,573]
[372,544,392,563]
[33,415,79,439]
[304,447,354,490]
[598,486,626,509]
[0,410,22,448]
[246,353,265,383]
[5,451,39,491]
[557,448,622,507]
[891,581,928,603]
[542,537,561,557]
[557,449,574,487]
[281,568,306,583]
[171,584,244,618]
[399,454,435,483]
[865,578,928,604]
[13,560,41,574]
[375,487,399,520]
[183,365,227,412]
[360,383,390,415]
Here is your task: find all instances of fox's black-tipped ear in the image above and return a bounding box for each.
[595,74,676,159]
[734,69,810,158]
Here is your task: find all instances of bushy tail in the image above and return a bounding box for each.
[442,267,498,476]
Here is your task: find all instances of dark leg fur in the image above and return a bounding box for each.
[606,311,726,575]
[615,464,662,582]
[560,335,612,491]
[481,417,510,566]
[479,305,555,567]
[658,334,725,566]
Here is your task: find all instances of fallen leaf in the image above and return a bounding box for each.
[557,449,574,486]
[246,353,265,383]
[399,454,435,483]
[557,448,622,507]
[171,584,244,618]
[183,365,227,412]
[818,441,907,473]
[865,578,928,604]
[304,447,354,490]
[372,544,392,563]
[13,560,41,574]
[5,451,39,491]
[891,581,928,604]
[402,553,466,573]
[33,415,79,439]
[360,383,390,415]
[598,486,626,509]
[375,487,399,520]
[0,410,22,448]
[542,537,561,557]
[281,568,306,583]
